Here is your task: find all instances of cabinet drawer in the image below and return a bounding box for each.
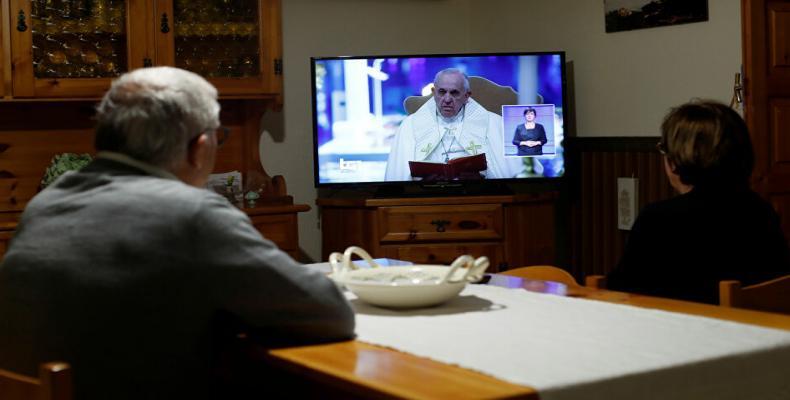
[378,204,503,242]
[380,243,504,272]
[248,213,298,252]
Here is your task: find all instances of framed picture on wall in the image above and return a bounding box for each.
[604,0,708,33]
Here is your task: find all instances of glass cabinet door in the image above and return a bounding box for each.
[10,0,149,98]
[155,0,281,96]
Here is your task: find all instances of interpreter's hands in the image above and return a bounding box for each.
[526,140,540,147]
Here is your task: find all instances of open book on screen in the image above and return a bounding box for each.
[408,153,487,180]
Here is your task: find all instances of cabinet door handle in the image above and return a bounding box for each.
[143,58,153,67]
[160,13,170,33]
[430,220,450,232]
[458,220,481,229]
[16,10,28,32]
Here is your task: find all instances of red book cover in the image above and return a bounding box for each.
[408,153,487,180]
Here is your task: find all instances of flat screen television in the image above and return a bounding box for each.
[311,51,567,193]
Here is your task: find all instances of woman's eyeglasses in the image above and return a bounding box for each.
[656,140,667,155]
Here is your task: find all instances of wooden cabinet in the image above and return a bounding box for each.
[0,0,303,262]
[1,1,10,97]
[0,203,310,262]
[244,203,310,260]
[318,193,557,272]
[154,0,282,96]
[4,0,281,99]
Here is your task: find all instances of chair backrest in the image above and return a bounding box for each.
[0,362,72,400]
[719,275,790,314]
[403,76,536,116]
[584,275,607,289]
[499,266,580,287]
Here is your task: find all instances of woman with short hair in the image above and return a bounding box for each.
[607,100,790,304]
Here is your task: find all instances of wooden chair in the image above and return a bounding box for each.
[403,76,542,116]
[719,275,790,314]
[500,266,606,289]
[0,362,72,400]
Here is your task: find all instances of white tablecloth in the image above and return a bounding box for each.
[351,284,790,400]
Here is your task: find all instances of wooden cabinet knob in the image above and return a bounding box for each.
[430,219,450,232]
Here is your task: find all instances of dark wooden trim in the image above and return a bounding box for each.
[564,136,661,152]
[564,136,673,281]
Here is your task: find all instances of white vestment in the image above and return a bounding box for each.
[384,98,514,181]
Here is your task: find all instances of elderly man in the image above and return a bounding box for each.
[0,67,354,399]
[384,68,514,181]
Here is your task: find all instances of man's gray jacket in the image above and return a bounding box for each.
[0,157,355,399]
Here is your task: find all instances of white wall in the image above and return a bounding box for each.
[263,0,471,261]
[468,0,742,136]
[262,0,742,261]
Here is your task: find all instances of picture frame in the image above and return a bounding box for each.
[605,0,708,33]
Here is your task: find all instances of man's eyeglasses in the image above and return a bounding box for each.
[656,140,667,155]
[215,126,230,148]
[190,126,230,148]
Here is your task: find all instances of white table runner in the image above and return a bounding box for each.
[351,284,790,400]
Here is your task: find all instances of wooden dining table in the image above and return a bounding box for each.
[259,274,790,399]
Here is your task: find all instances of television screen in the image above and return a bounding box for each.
[311,52,567,187]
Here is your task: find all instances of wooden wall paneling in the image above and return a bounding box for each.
[503,199,555,269]
[606,151,619,275]
[589,150,602,274]
[568,138,674,281]
[575,151,591,278]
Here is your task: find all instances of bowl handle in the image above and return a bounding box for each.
[442,255,474,284]
[467,256,490,282]
[442,255,490,283]
[329,246,380,276]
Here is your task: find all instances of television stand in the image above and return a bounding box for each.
[373,182,513,198]
[317,192,557,272]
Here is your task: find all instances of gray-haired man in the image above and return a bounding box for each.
[0,67,354,399]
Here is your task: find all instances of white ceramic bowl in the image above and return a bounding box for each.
[329,246,489,308]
